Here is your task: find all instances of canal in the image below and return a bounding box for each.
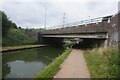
[2,46,64,78]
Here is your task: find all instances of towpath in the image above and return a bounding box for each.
[54,49,90,78]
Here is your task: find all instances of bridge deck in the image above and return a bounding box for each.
[42,32,108,39]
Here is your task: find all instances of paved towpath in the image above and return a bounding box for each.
[54,49,90,78]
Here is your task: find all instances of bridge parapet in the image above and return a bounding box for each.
[41,14,113,35]
[41,21,109,35]
[45,16,111,30]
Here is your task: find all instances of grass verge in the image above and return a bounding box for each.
[35,49,72,79]
[84,46,119,78]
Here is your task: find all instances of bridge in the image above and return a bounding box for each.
[38,12,119,47]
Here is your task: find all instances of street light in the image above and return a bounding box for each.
[44,8,47,29]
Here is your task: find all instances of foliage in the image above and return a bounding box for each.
[11,22,17,29]
[1,10,37,46]
[2,28,37,46]
[63,39,76,49]
[1,11,13,36]
[35,49,72,79]
[84,47,118,78]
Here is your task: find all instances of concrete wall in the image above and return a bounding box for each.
[25,29,38,40]
[108,12,119,46]
[42,22,109,35]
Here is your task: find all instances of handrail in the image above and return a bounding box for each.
[46,15,113,30]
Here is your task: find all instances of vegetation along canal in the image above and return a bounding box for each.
[2,46,64,78]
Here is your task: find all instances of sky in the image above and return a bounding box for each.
[0,0,119,29]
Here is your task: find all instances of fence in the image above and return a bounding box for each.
[46,15,112,30]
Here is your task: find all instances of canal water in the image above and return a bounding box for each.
[2,46,64,78]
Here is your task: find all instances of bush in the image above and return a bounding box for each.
[2,28,37,46]
[84,47,118,78]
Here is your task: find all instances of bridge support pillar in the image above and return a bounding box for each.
[103,39,108,47]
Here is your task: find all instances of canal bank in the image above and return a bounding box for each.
[1,45,46,52]
[35,49,72,78]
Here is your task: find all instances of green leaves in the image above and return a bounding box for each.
[84,47,118,78]
[2,28,37,46]
[1,11,18,36]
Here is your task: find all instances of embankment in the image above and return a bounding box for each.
[1,45,46,52]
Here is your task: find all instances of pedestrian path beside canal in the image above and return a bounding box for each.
[54,49,90,78]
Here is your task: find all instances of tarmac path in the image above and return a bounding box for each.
[54,49,90,78]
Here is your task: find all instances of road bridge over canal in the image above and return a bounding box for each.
[38,12,119,47]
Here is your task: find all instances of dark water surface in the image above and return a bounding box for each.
[2,46,64,78]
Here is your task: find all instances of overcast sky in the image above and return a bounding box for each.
[0,0,119,29]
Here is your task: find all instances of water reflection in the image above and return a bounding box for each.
[6,61,47,78]
[2,46,64,78]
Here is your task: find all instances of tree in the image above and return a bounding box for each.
[12,22,17,29]
[1,11,18,36]
[1,11,12,36]
[18,26,22,29]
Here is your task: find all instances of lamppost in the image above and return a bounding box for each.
[44,8,47,29]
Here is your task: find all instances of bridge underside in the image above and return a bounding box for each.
[38,37,64,46]
[38,33,108,47]
[42,32,108,39]
[73,38,107,48]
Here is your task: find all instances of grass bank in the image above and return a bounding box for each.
[84,47,119,78]
[35,49,72,79]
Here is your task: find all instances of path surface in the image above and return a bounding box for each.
[54,49,90,78]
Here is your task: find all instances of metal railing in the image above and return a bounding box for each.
[46,15,112,30]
